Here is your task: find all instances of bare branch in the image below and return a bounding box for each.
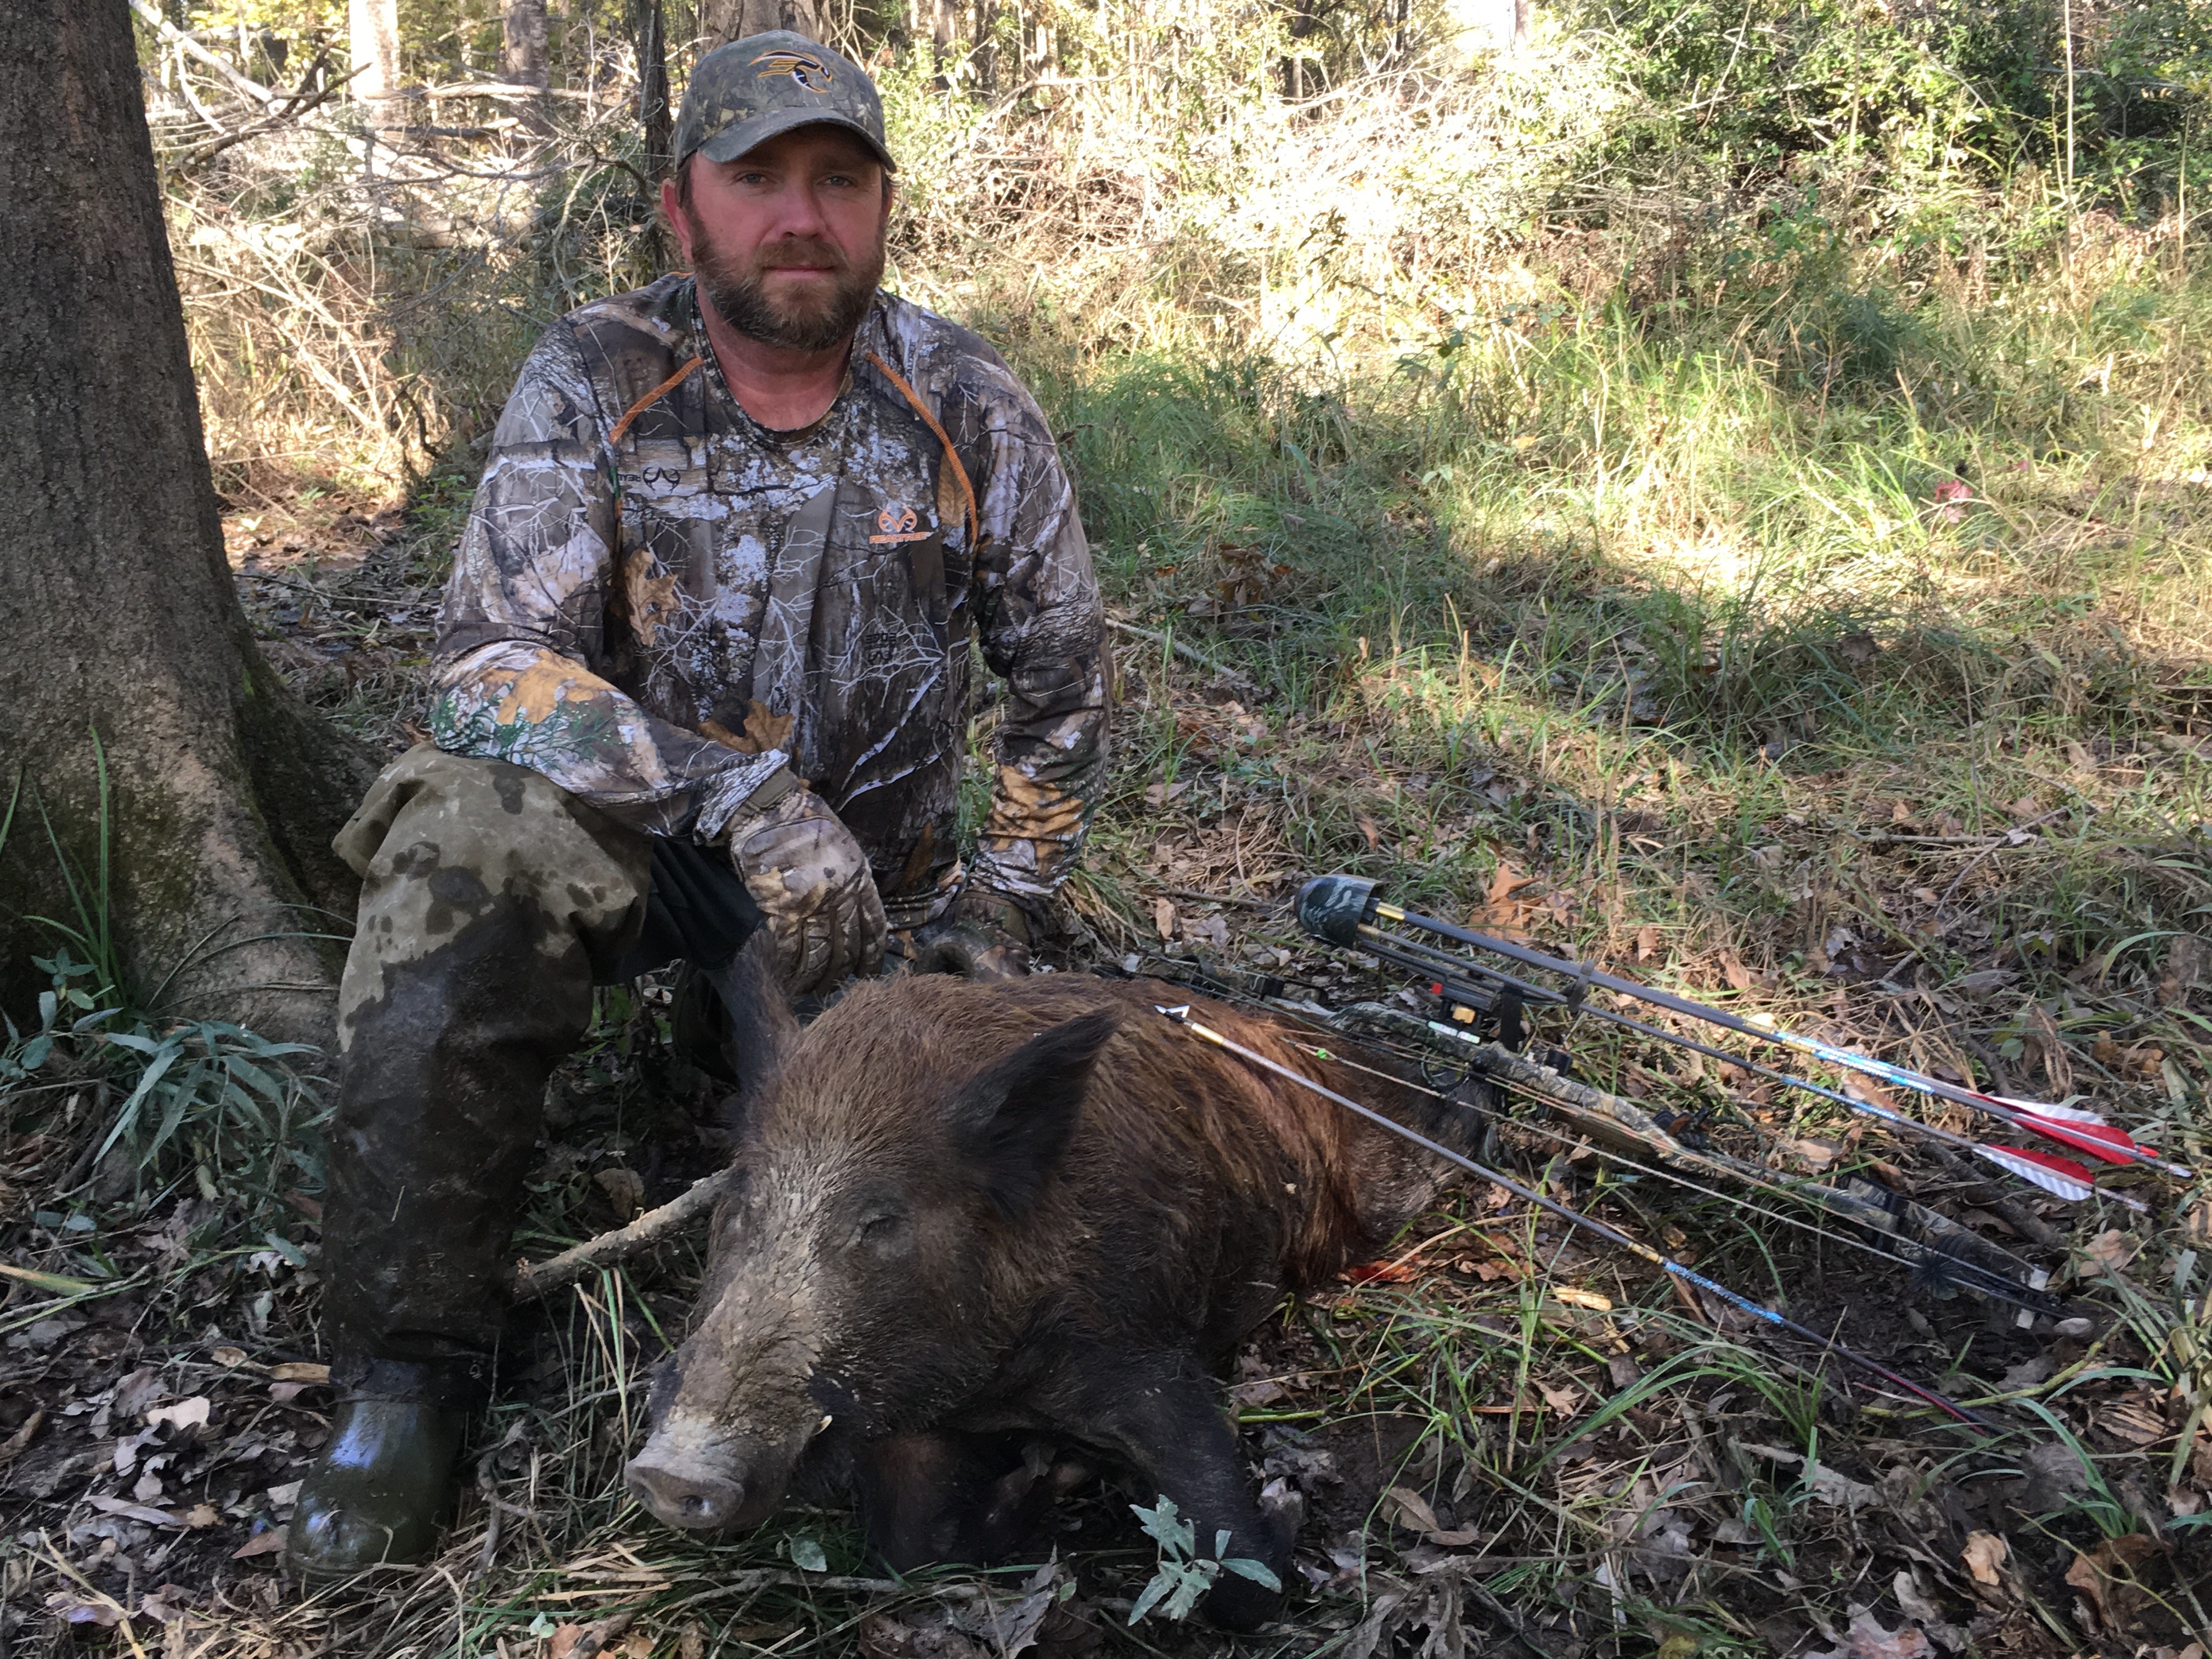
[509,1166,740,1300]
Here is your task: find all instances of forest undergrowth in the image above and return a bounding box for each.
[4,3,2211,1656]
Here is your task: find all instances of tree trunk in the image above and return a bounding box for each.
[0,1,374,1049]
[502,0,551,135]
[348,0,399,102]
[696,0,833,50]
[631,0,673,181]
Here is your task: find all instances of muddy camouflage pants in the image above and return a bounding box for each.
[322,746,759,1403]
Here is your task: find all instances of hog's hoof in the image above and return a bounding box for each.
[627,1458,747,1530]
[1201,1570,1285,1633]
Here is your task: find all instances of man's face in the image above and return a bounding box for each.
[669,126,890,353]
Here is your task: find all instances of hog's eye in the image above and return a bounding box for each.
[856,1212,906,1249]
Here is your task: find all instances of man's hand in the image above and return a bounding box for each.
[724,775,887,996]
[913,888,1032,980]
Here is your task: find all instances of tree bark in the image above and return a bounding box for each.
[501,0,551,136]
[696,0,833,50]
[348,0,399,102]
[0,1,374,1048]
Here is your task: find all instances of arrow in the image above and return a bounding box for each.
[1374,981,2137,1213]
[1155,1004,1996,1434]
[1297,876,2186,1182]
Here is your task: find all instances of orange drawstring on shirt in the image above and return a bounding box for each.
[602,343,980,551]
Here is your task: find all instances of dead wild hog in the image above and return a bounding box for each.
[624,953,1480,1629]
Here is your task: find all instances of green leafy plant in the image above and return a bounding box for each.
[1126,1495,1282,1624]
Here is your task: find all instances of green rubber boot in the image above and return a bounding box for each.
[287,1397,468,1578]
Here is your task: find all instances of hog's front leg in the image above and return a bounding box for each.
[1065,1359,1288,1632]
[851,1430,1051,1570]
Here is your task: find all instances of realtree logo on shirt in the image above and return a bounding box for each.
[869,505,932,544]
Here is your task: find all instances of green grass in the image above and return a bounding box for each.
[11,9,2210,1654]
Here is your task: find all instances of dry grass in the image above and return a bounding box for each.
[3,8,2209,1658]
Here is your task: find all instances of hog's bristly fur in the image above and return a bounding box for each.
[624,960,1481,1630]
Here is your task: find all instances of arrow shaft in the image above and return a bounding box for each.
[1367,904,2178,1175]
[1156,1006,1995,1434]
[1351,925,2132,1207]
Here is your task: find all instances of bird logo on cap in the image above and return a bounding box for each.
[751,49,834,92]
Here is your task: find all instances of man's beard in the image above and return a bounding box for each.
[692,229,884,352]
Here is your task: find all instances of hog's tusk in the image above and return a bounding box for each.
[812,1414,834,1437]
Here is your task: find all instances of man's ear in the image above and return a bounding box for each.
[661,170,693,266]
[949,1010,1117,1220]
[710,929,799,1137]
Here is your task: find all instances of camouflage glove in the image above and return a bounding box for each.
[723,770,888,997]
[913,888,1032,980]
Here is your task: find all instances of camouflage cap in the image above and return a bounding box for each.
[674,31,896,174]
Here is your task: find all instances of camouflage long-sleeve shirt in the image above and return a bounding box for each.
[429,275,1108,928]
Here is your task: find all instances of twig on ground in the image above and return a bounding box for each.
[510,1167,740,1299]
[1106,617,1259,691]
[1153,885,1289,912]
[1921,1144,2067,1249]
[1934,806,2076,916]
[561,1609,635,1659]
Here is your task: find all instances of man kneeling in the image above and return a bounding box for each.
[287,31,1108,1576]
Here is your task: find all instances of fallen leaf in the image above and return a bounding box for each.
[185,1504,219,1528]
[1961,1531,2007,1587]
[549,1624,589,1659]
[114,1368,166,1417]
[594,1167,645,1219]
[1635,924,1658,962]
[146,1396,211,1432]
[88,1495,183,1526]
[2160,934,2206,1007]
[1738,1443,1879,1508]
[1425,1526,1486,1547]
[1487,861,1534,906]
[1227,1376,1287,1408]
[1807,1607,1929,1659]
[620,1633,653,1659]
[2079,1229,2138,1278]
[0,1408,44,1464]
[1357,814,1383,851]
[678,1622,708,1659]
[1153,897,1176,941]
[268,1362,330,1384]
[44,1594,121,1628]
[139,1587,193,1624]
[1536,1379,1583,1415]
[1381,1485,1441,1532]
[210,1345,248,1368]
[231,1530,286,1560]
[1342,1259,1415,1284]
[2064,1533,2162,1627]
[1843,1075,1903,1112]
[1720,951,1753,992]
[2095,1398,2166,1446]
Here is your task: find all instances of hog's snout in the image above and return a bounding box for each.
[625,1457,747,1531]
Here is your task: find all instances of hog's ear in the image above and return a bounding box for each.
[949,1009,1117,1220]
[712,930,799,1133]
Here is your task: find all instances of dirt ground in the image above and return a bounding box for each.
[3,506,2207,1659]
